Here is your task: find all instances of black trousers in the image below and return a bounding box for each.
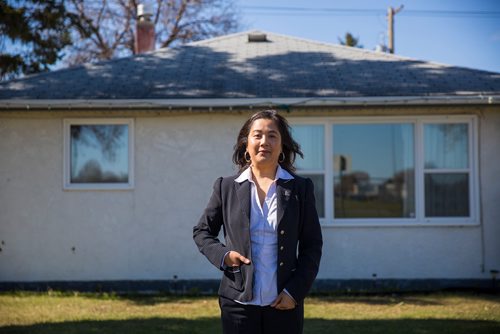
[219,296,304,334]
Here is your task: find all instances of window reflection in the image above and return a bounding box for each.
[424,123,470,217]
[70,125,129,183]
[425,173,469,217]
[291,124,325,218]
[333,124,415,218]
[292,125,324,170]
[424,124,468,169]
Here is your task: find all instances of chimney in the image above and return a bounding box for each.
[134,3,155,54]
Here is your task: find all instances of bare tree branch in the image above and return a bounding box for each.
[154,0,163,24]
[63,0,239,66]
[161,0,188,48]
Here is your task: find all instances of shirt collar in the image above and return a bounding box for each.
[235,165,294,184]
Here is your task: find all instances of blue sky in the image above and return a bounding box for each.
[236,0,500,73]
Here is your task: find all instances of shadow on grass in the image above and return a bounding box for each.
[1,318,499,334]
[305,319,500,334]
[0,317,219,334]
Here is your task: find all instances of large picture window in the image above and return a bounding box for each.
[333,123,415,219]
[291,116,478,226]
[64,119,134,190]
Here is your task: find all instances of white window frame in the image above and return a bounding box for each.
[63,118,135,190]
[290,115,479,227]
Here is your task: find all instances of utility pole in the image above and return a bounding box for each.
[388,5,404,54]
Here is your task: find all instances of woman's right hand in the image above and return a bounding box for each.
[224,251,251,267]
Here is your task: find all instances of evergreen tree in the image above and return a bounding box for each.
[0,0,71,80]
[338,32,363,48]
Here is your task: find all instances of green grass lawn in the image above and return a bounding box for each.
[0,291,499,333]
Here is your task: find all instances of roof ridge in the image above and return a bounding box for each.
[263,30,422,61]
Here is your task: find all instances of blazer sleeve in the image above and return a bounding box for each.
[284,177,323,303]
[193,177,230,270]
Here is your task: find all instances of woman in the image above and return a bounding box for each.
[193,110,322,334]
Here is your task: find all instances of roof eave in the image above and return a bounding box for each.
[1,95,499,111]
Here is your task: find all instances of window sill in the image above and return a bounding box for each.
[63,183,134,191]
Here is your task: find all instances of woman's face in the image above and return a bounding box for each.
[246,118,282,169]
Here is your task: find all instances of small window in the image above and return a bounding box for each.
[63,119,134,190]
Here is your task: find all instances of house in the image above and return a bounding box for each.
[1,30,499,292]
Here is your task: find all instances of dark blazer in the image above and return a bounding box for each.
[193,172,323,304]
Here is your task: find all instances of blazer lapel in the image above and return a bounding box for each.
[235,180,251,224]
[277,178,295,226]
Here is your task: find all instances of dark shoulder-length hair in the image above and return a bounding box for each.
[232,109,303,172]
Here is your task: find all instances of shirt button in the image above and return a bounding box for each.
[280,246,284,251]
[280,230,285,235]
[280,262,284,267]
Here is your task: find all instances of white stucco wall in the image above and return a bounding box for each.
[0,109,499,282]
[479,109,500,274]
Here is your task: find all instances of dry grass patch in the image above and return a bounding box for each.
[0,291,499,333]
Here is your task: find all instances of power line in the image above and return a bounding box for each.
[241,6,500,18]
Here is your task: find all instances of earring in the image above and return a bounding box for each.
[244,151,251,162]
[279,152,285,163]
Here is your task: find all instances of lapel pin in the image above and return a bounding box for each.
[284,189,291,200]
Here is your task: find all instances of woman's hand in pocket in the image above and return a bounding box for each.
[271,291,296,310]
[224,251,251,268]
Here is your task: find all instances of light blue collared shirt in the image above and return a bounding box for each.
[234,165,294,306]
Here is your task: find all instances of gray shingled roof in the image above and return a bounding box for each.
[1,30,500,100]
